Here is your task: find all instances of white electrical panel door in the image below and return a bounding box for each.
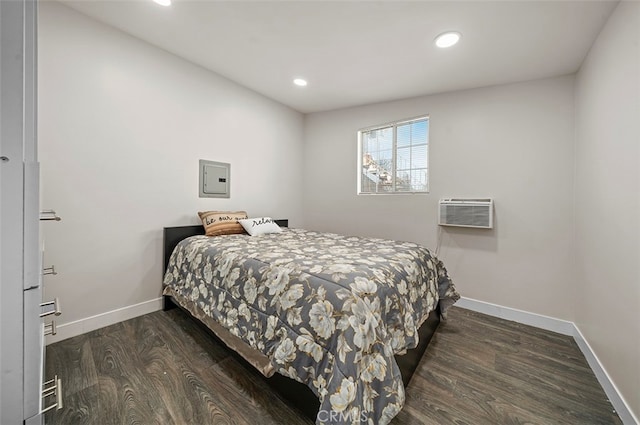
[199,160,230,198]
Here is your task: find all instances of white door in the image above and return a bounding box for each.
[0,1,43,423]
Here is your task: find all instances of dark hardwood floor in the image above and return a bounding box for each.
[45,307,622,424]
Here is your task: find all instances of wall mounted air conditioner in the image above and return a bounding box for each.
[438,198,494,229]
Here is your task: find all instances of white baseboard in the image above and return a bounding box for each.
[572,325,639,425]
[455,296,575,335]
[46,297,163,345]
[456,296,637,425]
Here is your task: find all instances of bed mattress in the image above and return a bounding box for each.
[163,228,459,424]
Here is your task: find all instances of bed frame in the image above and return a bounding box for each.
[162,222,440,421]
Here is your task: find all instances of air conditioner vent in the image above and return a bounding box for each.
[438,198,493,229]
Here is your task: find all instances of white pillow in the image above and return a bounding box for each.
[238,217,283,236]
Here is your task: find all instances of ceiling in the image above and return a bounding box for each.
[61,0,618,113]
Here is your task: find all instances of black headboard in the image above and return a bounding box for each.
[163,219,289,273]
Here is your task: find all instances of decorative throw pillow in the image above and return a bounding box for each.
[238,217,283,236]
[198,211,248,236]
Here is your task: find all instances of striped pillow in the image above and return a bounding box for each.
[198,211,248,236]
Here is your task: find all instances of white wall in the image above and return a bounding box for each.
[38,2,304,332]
[574,1,640,420]
[303,76,576,321]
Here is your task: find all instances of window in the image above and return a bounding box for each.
[358,116,429,194]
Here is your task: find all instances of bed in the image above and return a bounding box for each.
[162,220,459,424]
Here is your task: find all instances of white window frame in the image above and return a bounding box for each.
[357,115,430,195]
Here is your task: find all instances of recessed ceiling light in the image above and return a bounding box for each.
[293,78,308,87]
[153,0,171,6]
[435,31,461,48]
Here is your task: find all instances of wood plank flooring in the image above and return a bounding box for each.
[45,307,622,424]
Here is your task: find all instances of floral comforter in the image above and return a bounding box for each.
[163,228,459,424]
